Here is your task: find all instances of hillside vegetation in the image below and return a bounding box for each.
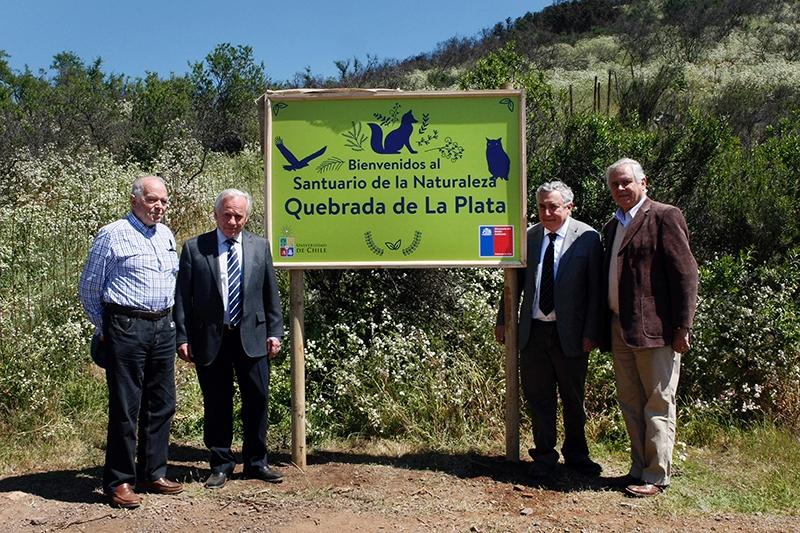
[1,0,799,476]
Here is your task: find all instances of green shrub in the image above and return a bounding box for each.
[683,249,800,430]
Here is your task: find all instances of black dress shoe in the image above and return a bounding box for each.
[205,471,229,489]
[564,456,603,476]
[243,465,284,483]
[528,461,555,479]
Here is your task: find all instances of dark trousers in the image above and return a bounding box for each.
[520,320,590,466]
[102,311,176,492]
[195,328,271,474]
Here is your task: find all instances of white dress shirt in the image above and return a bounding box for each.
[532,217,570,321]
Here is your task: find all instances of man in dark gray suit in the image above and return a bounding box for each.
[496,181,603,479]
[175,188,284,489]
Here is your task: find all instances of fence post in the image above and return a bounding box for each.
[290,269,306,469]
[504,268,520,461]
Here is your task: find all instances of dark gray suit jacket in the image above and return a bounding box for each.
[174,229,283,366]
[498,218,603,357]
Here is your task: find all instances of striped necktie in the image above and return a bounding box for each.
[226,238,242,326]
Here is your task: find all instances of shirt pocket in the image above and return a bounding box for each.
[163,247,179,275]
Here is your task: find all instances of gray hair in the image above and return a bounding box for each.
[131,175,166,198]
[605,158,646,185]
[215,188,253,215]
[536,180,574,205]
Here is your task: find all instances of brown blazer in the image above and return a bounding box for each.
[601,198,698,350]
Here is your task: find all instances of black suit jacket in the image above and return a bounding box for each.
[174,229,283,366]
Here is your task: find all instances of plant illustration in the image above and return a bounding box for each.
[402,231,423,256]
[499,98,515,112]
[364,231,385,256]
[418,113,430,134]
[425,137,464,162]
[372,102,401,126]
[316,156,344,173]
[272,102,288,116]
[342,121,368,151]
[416,129,439,147]
[385,239,402,250]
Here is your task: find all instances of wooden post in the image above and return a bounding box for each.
[290,269,306,469]
[504,268,519,461]
[606,70,612,116]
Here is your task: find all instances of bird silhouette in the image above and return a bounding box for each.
[275,137,327,171]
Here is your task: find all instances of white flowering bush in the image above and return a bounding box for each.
[684,250,800,430]
[0,146,130,435]
[287,268,507,446]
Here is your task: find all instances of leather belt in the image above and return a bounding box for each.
[105,302,170,320]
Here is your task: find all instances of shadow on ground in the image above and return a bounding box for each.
[0,442,624,503]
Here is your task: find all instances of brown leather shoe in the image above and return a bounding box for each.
[136,477,184,495]
[625,483,666,497]
[109,483,141,508]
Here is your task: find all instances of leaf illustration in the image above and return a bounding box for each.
[499,98,514,112]
[272,102,288,116]
[316,157,344,173]
[385,239,402,250]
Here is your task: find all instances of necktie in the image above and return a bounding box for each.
[226,238,242,326]
[539,232,557,316]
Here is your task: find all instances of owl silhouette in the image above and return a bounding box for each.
[486,138,510,180]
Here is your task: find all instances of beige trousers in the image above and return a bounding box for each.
[611,316,680,485]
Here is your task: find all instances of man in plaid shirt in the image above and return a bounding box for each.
[79,175,182,508]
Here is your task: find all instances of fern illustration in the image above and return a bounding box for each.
[364,231,385,256]
[342,121,367,151]
[316,157,344,173]
[402,231,423,256]
[418,113,430,134]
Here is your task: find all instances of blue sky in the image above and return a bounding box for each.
[1,1,550,83]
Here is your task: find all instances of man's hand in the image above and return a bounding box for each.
[267,337,281,359]
[177,342,193,363]
[582,337,598,353]
[494,325,505,344]
[672,327,691,353]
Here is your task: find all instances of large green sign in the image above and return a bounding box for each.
[263,90,526,268]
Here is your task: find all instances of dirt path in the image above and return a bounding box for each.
[1,445,797,532]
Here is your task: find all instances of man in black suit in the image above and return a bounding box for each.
[496,181,603,479]
[175,188,284,489]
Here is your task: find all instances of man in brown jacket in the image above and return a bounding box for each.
[602,158,698,497]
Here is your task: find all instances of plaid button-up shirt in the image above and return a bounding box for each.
[79,212,178,328]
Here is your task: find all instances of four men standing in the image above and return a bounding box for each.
[81,157,697,506]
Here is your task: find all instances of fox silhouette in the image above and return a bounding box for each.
[486,137,510,180]
[368,110,418,154]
